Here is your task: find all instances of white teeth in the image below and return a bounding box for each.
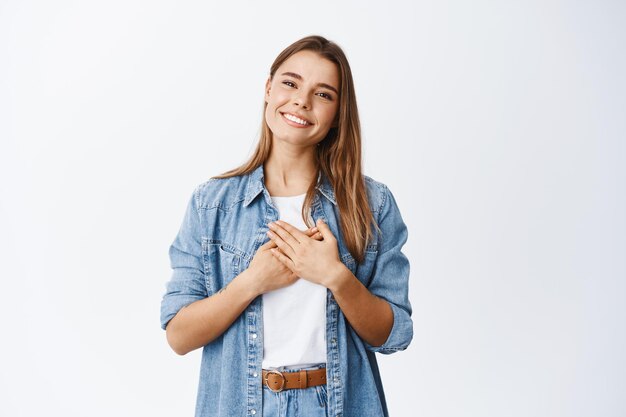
[283,113,309,125]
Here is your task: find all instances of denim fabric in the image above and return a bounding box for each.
[262,363,328,417]
[160,164,413,417]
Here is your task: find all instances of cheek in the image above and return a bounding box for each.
[320,106,339,126]
[266,92,288,117]
[264,104,277,130]
[269,87,289,104]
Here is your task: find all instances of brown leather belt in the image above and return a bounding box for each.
[262,367,327,392]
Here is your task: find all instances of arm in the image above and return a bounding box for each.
[165,237,319,355]
[327,185,413,353]
[160,188,254,355]
[165,270,258,355]
[266,184,413,353]
[160,187,323,355]
[326,264,394,347]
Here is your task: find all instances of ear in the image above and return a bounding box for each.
[264,77,272,103]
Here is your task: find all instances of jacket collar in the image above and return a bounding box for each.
[243,164,336,207]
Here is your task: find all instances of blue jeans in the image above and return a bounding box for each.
[262,363,328,417]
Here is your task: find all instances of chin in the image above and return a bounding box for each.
[272,134,319,148]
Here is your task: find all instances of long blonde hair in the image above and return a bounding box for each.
[213,35,376,263]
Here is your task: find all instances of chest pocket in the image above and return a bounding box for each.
[342,246,379,288]
[356,249,378,287]
[203,239,245,294]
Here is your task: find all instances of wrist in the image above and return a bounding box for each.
[235,269,262,301]
[325,261,351,293]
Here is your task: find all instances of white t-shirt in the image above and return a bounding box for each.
[262,193,327,370]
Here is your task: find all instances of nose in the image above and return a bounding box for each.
[293,90,310,109]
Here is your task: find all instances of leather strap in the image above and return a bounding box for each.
[262,368,326,391]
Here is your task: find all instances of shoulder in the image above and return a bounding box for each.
[191,174,249,210]
[363,175,390,214]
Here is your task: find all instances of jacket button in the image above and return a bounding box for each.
[252,333,257,339]
[251,409,256,415]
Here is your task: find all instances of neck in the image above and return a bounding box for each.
[263,141,318,197]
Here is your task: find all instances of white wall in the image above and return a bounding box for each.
[1,1,624,416]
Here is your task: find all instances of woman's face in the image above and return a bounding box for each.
[264,50,340,148]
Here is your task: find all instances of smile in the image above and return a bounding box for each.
[281,112,312,127]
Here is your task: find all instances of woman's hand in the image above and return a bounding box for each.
[243,226,323,295]
[266,218,343,288]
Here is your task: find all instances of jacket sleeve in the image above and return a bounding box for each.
[363,184,413,354]
[160,187,208,330]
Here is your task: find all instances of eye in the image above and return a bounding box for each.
[282,80,296,88]
[317,92,333,100]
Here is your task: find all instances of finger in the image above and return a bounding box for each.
[270,248,295,270]
[259,238,278,250]
[260,226,316,252]
[274,220,311,243]
[268,221,301,248]
[304,227,323,241]
[315,218,335,241]
[306,230,323,241]
[267,229,297,259]
[304,226,319,236]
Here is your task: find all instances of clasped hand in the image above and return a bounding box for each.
[266,218,342,288]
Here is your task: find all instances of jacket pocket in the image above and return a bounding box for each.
[203,240,244,294]
[342,247,378,287]
[356,249,378,287]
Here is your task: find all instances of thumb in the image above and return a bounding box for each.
[316,218,333,239]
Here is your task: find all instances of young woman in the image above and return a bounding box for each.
[160,35,413,417]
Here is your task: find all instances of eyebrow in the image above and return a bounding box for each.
[280,72,339,95]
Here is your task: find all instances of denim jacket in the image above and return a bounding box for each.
[160,164,413,417]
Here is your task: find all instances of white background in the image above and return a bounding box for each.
[1,1,624,416]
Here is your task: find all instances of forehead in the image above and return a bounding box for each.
[276,50,340,87]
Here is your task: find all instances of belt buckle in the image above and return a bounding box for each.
[265,369,286,393]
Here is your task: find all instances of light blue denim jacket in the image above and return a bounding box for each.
[160,164,413,417]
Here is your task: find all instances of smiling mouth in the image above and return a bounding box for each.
[281,112,313,126]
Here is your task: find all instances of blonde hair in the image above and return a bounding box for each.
[213,35,376,263]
